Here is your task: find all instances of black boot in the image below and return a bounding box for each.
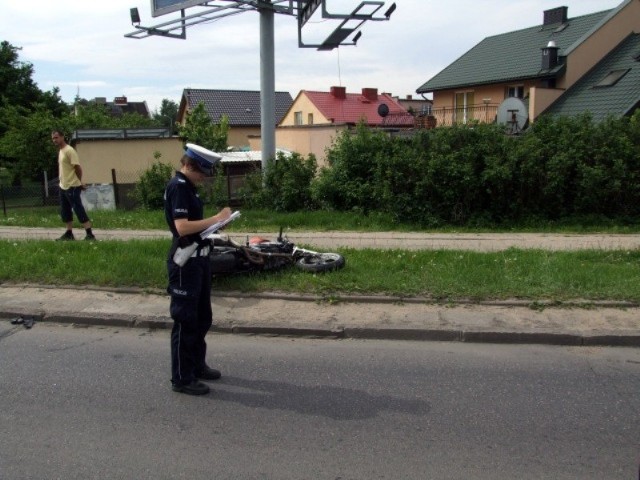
[56,230,75,241]
[172,380,210,395]
[196,365,222,381]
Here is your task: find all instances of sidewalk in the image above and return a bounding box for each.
[1,285,639,347]
[2,226,640,251]
[1,226,639,346]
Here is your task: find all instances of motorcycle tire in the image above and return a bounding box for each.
[295,253,345,273]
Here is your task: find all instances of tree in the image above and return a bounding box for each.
[0,41,68,183]
[0,41,43,113]
[0,41,67,122]
[178,102,228,152]
[0,105,61,181]
[152,98,179,134]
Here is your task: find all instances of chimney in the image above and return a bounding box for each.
[330,86,346,99]
[541,40,560,70]
[361,88,378,101]
[406,95,413,100]
[543,6,568,26]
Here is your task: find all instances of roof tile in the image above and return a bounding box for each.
[303,89,412,126]
[183,88,293,126]
[417,9,613,93]
[544,33,640,121]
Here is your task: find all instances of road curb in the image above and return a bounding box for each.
[1,283,639,310]
[3,310,638,347]
[1,284,639,348]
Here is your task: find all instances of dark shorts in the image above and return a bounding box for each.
[59,187,90,224]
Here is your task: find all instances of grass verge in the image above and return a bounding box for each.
[1,239,639,302]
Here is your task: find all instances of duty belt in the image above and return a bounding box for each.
[191,246,211,257]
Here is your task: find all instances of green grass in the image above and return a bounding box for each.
[1,239,640,302]
[2,207,640,302]
[2,207,640,233]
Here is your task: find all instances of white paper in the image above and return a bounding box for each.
[200,211,241,238]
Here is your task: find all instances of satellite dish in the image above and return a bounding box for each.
[378,103,389,118]
[496,97,528,134]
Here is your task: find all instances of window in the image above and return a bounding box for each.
[506,86,524,99]
[294,111,303,126]
[594,69,630,88]
[307,113,314,125]
[454,91,474,124]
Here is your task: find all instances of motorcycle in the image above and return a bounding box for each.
[207,227,346,277]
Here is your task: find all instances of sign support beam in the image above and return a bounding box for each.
[259,1,276,170]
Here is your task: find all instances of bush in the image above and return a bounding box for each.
[248,151,317,212]
[237,168,265,209]
[312,123,392,212]
[133,161,173,210]
[311,109,640,226]
[200,165,228,209]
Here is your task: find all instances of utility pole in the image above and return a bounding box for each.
[259,1,276,171]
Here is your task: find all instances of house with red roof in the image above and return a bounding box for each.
[265,86,413,168]
[278,86,413,127]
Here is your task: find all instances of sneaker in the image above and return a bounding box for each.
[56,231,75,241]
[196,365,222,381]
[172,380,210,395]
[84,233,96,241]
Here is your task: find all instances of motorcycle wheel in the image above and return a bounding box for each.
[295,253,345,273]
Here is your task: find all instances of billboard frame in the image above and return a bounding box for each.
[151,0,209,18]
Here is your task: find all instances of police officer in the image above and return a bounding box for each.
[164,143,232,395]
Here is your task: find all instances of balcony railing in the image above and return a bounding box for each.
[380,104,500,129]
[426,104,499,128]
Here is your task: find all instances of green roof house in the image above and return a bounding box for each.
[542,33,640,121]
[416,0,640,127]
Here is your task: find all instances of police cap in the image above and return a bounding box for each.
[184,143,221,176]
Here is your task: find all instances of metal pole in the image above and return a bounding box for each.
[259,1,276,172]
[111,169,119,209]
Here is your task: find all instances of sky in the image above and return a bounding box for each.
[0,0,623,113]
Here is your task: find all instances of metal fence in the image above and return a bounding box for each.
[1,169,250,215]
[0,181,59,215]
[110,169,248,210]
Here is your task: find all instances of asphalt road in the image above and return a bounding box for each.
[1,323,638,480]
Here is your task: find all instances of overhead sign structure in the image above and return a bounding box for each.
[130,1,396,50]
[298,0,322,28]
[151,0,208,18]
[298,1,396,49]
[125,0,396,168]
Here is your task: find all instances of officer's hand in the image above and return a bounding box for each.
[213,207,232,230]
[218,207,232,220]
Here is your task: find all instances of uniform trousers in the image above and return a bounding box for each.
[167,255,213,386]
